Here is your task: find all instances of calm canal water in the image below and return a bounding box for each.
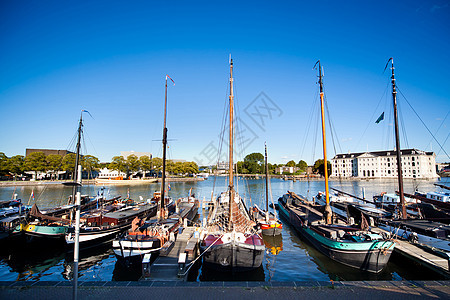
[0,176,449,282]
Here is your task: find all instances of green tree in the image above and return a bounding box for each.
[165,160,176,175]
[126,155,140,175]
[46,154,62,180]
[286,160,296,167]
[297,160,308,171]
[237,161,248,174]
[243,152,264,174]
[109,156,127,176]
[81,155,100,172]
[267,163,276,175]
[8,155,25,178]
[0,153,8,176]
[183,161,199,174]
[313,159,331,176]
[151,157,163,172]
[24,152,47,179]
[139,156,152,177]
[99,162,110,169]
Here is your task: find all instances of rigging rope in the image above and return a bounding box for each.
[436,132,450,157]
[355,81,390,151]
[324,93,342,155]
[397,87,450,160]
[299,89,318,161]
[397,97,410,149]
[426,110,449,151]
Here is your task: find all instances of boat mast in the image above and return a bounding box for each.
[160,76,169,220]
[265,143,269,222]
[228,58,234,230]
[388,58,406,219]
[72,111,83,300]
[70,114,83,205]
[316,60,332,224]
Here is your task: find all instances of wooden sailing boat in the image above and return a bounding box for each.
[199,58,265,272]
[278,60,395,273]
[18,112,156,248]
[375,59,450,253]
[112,75,198,266]
[252,143,282,236]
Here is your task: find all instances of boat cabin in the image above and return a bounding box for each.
[426,192,450,203]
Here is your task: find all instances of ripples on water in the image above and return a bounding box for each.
[0,177,448,281]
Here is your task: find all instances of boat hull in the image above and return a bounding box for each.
[22,224,67,245]
[261,226,282,236]
[200,235,265,272]
[113,238,162,266]
[301,226,394,273]
[278,198,394,273]
[66,224,129,250]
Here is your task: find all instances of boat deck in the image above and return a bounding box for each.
[372,227,450,278]
[144,226,199,281]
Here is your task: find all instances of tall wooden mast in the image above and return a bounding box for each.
[316,60,332,224]
[160,76,169,220]
[228,58,234,230]
[72,111,83,300]
[388,58,406,219]
[264,143,269,222]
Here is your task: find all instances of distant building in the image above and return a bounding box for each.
[97,167,126,179]
[217,161,229,171]
[170,159,187,163]
[26,148,73,157]
[120,151,152,159]
[275,166,299,174]
[331,149,438,179]
[436,163,449,173]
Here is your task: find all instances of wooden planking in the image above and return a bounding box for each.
[145,226,198,281]
[372,227,450,278]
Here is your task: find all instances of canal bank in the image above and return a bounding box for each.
[1,280,449,300]
[0,177,205,187]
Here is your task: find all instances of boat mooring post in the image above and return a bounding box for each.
[73,165,82,300]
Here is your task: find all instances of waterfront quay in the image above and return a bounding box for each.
[1,280,449,300]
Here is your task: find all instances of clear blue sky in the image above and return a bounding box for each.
[1,1,449,165]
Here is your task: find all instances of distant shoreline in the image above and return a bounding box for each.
[0,175,443,187]
[0,177,206,187]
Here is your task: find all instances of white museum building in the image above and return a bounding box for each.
[331,149,438,179]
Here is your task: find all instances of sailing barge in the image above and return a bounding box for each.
[278,60,394,273]
[279,192,395,273]
[200,58,265,272]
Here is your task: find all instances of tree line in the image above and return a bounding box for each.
[236,152,331,176]
[108,155,199,177]
[0,152,199,180]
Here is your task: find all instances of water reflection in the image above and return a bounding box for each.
[2,243,66,281]
[0,177,448,282]
[262,234,283,281]
[262,234,283,255]
[63,244,113,280]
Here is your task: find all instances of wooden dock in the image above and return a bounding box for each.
[394,238,450,278]
[142,226,200,281]
[372,227,450,278]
